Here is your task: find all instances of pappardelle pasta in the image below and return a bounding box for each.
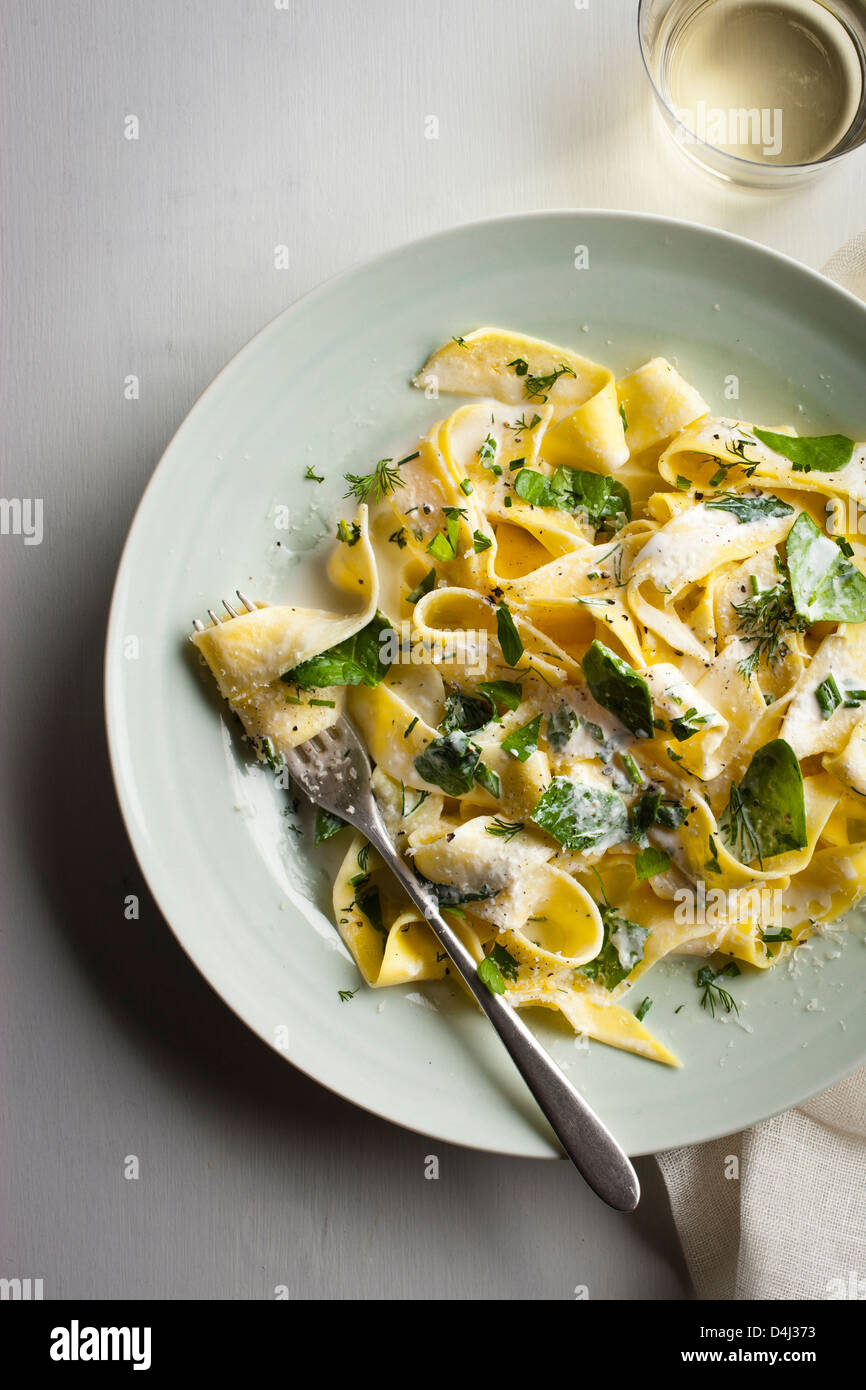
[192,328,866,1067]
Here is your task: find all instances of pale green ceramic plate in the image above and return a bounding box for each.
[105,211,866,1158]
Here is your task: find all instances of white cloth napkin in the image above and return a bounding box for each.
[656,237,866,1302]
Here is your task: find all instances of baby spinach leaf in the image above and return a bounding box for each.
[580,908,649,991]
[582,640,654,738]
[283,611,392,689]
[501,714,542,762]
[439,690,493,734]
[531,777,628,850]
[414,731,480,795]
[719,738,806,867]
[705,491,794,522]
[786,511,866,622]
[476,679,522,714]
[753,427,855,474]
[473,761,501,798]
[547,701,577,752]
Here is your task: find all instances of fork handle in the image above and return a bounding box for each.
[366,823,640,1211]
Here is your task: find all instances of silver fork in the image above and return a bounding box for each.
[193,600,639,1209]
[283,717,640,1211]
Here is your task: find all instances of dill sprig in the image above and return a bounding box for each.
[697,962,740,1017]
[718,782,763,869]
[524,363,576,401]
[485,818,524,841]
[732,570,808,678]
[344,456,407,503]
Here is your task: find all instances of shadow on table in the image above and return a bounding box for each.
[12,567,690,1297]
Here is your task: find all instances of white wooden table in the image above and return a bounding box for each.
[3,0,862,1300]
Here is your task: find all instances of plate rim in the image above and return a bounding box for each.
[104,207,866,1158]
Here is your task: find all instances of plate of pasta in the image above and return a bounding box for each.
[106,211,866,1156]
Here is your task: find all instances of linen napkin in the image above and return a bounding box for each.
[656,238,866,1302]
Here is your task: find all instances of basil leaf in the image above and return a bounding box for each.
[283,611,392,689]
[314,807,345,845]
[635,846,670,882]
[501,713,542,762]
[582,640,654,738]
[439,690,493,734]
[786,511,866,622]
[477,955,505,995]
[496,602,524,666]
[473,530,492,553]
[547,701,577,752]
[414,731,480,795]
[704,491,794,522]
[476,679,522,714]
[753,427,855,474]
[513,465,631,532]
[407,567,436,604]
[489,942,520,982]
[531,777,628,850]
[719,738,807,865]
[581,909,649,991]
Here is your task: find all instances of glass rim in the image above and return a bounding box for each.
[636,0,864,175]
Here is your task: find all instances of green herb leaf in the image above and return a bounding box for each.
[486,818,524,841]
[344,457,407,502]
[476,679,523,714]
[753,427,855,474]
[477,955,505,995]
[719,738,807,867]
[406,568,436,604]
[314,808,345,845]
[582,640,654,738]
[473,529,493,553]
[547,701,577,752]
[761,927,793,943]
[496,602,524,666]
[581,908,649,991]
[531,777,628,851]
[439,690,494,734]
[489,942,520,982]
[282,611,391,689]
[635,997,652,1022]
[635,846,670,882]
[501,714,542,762]
[513,465,631,534]
[786,511,866,622]
[815,673,843,721]
[414,731,480,796]
[705,490,794,522]
[474,761,501,798]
